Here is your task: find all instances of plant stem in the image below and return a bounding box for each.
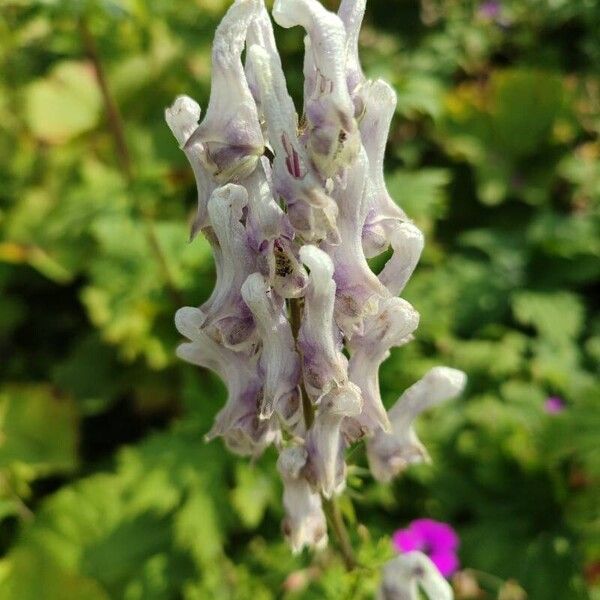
[288,297,357,570]
[323,496,358,571]
[79,18,184,308]
[289,297,314,429]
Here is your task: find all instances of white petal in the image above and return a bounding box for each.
[367,367,467,482]
[377,222,424,297]
[278,446,328,553]
[338,0,366,93]
[378,552,454,600]
[273,0,359,176]
[298,245,348,401]
[323,151,390,337]
[305,382,362,498]
[241,272,300,419]
[186,0,264,182]
[165,95,216,235]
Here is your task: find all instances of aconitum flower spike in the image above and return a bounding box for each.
[168,0,467,554]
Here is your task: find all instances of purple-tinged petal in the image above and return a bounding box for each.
[273,0,360,177]
[185,0,264,183]
[278,446,328,553]
[345,297,419,439]
[358,80,414,262]
[243,163,308,298]
[175,306,279,456]
[241,272,300,420]
[323,151,390,337]
[165,96,217,236]
[247,43,339,243]
[305,382,362,497]
[367,367,466,482]
[201,184,259,351]
[298,245,348,402]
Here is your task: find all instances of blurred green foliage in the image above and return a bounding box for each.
[0,0,598,598]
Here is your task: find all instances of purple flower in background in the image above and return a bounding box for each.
[478,0,501,19]
[545,396,566,414]
[393,519,459,578]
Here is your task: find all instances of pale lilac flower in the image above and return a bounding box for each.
[273,0,360,177]
[304,382,362,497]
[168,0,467,554]
[240,272,301,421]
[278,446,328,553]
[545,396,566,414]
[393,519,460,578]
[367,367,467,482]
[378,551,453,600]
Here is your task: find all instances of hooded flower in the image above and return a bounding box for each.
[278,446,328,553]
[273,0,360,177]
[240,272,301,421]
[175,306,278,456]
[184,0,264,184]
[198,184,258,352]
[304,382,362,497]
[297,245,348,402]
[169,0,467,555]
[367,367,467,482]
[378,551,454,600]
[345,297,419,440]
[247,40,339,244]
[393,519,460,578]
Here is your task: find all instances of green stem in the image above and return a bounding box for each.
[289,297,314,429]
[323,496,358,571]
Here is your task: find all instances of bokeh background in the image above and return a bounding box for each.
[0,0,599,598]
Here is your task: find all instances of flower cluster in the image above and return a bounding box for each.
[167,0,466,555]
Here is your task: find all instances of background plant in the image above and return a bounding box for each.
[0,0,598,599]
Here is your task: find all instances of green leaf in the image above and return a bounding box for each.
[25,61,102,144]
[387,168,451,224]
[0,385,78,476]
[0,547,110,600]
[512,291,584,343]
[231,463,276,529]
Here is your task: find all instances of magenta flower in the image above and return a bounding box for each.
[392,519,459,578]
[545,396,566,414]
